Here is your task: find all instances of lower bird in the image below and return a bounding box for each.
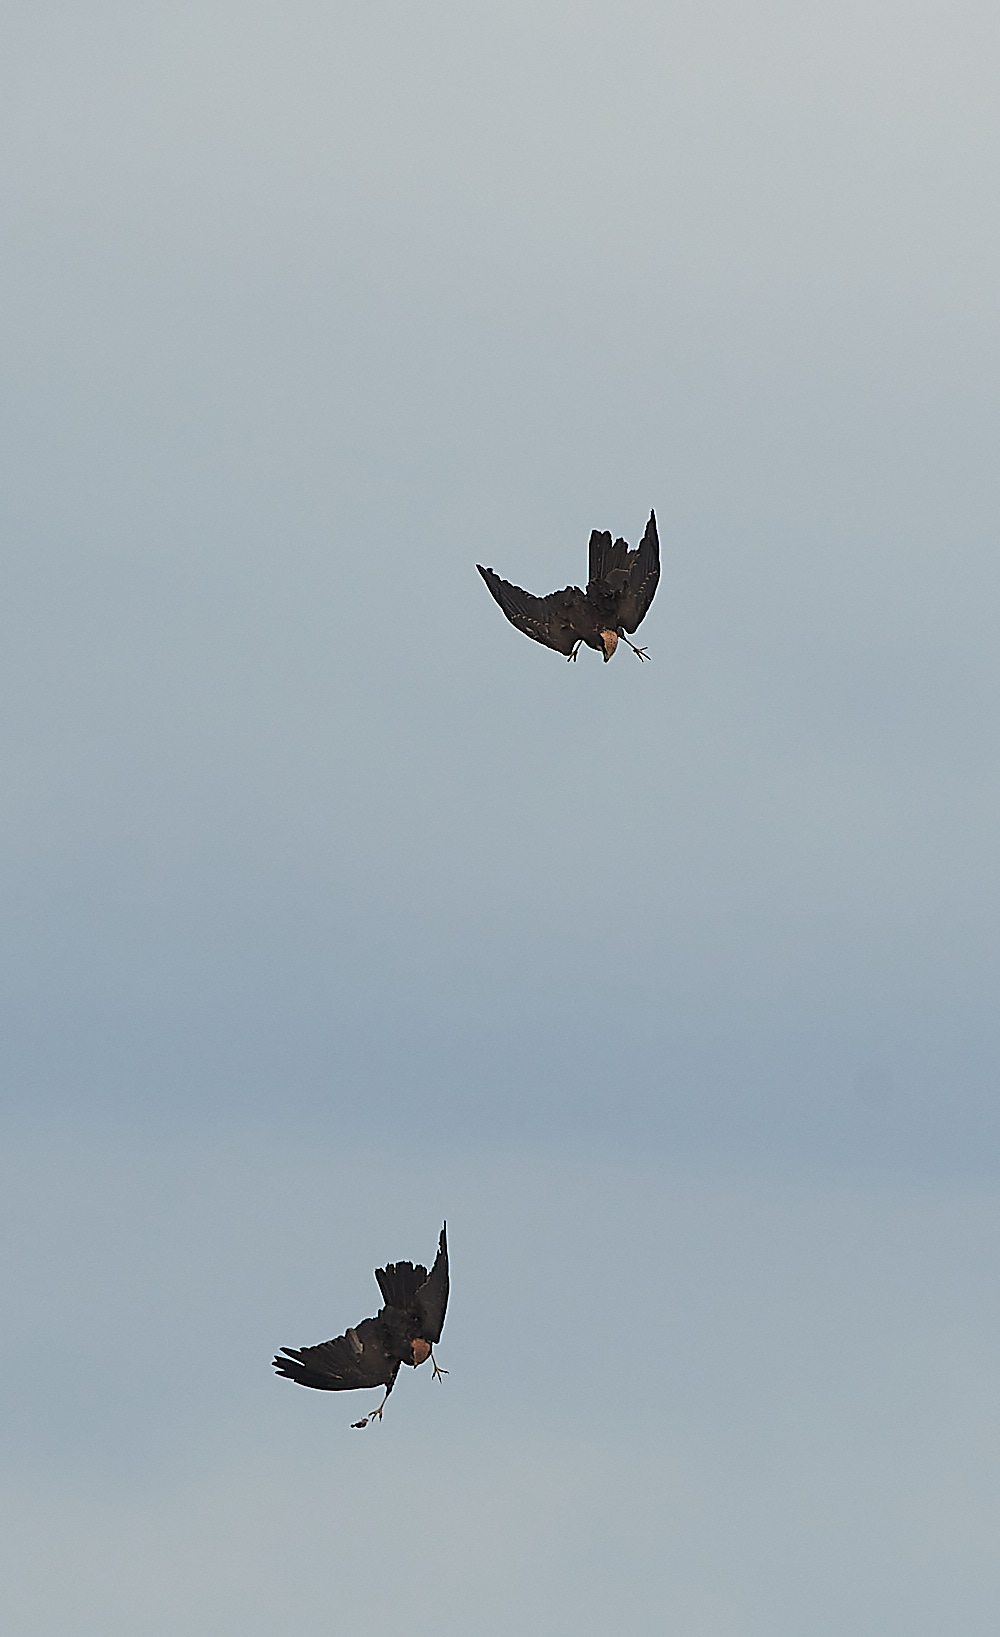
[273,1225,449,1428]
[477,509,660,662]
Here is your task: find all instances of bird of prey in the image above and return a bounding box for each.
[477,510,660,663]
[273,1225,449,1428]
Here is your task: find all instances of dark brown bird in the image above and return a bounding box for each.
[477,510,660,662]
[273,1225,449,1428]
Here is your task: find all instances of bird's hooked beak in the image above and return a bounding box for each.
[600,629,619,662]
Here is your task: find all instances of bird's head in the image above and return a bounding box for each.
[410,1338,432,1367]
[599,629,619,662]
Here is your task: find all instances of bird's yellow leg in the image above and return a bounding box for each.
[622,636,649,660]
[430,1348,449,1382]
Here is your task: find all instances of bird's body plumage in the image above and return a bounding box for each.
[477,511,660,662]
[274,1225,449,1424]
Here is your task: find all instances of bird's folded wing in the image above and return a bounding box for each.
[617,511,660,633]
[273,1316,397,1390]
[415,1223,449,1342]
[477,567,583,655]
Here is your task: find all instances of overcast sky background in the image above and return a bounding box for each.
[2,2,999,1632]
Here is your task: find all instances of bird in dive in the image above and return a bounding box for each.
[273,1224,449,1428]
[477,509,661,662]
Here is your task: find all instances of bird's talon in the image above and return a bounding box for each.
[622,637,650,660]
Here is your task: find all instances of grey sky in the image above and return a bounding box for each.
[2,2,1000,1631]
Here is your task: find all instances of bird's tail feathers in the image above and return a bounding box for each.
[376,1260,427,1310]
[588,531,632,590]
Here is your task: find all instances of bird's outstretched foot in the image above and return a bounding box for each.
[352,1385,392,1428]
[566,642,581,662]
[623,637,649,661]
[430,1349,449,1383]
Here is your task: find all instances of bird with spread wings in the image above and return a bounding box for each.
[477,510,661,663]
[273,1225,449,1428]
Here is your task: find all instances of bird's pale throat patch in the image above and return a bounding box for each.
[411,1338,431,1365]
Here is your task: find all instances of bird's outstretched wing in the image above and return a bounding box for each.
[616,511,660,633]
[414,1224,449,1343]
[477,566,588,656]
[273,1314,398,1391]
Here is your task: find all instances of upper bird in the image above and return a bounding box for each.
[477,510,660,663]
[273,1224,449,1428]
